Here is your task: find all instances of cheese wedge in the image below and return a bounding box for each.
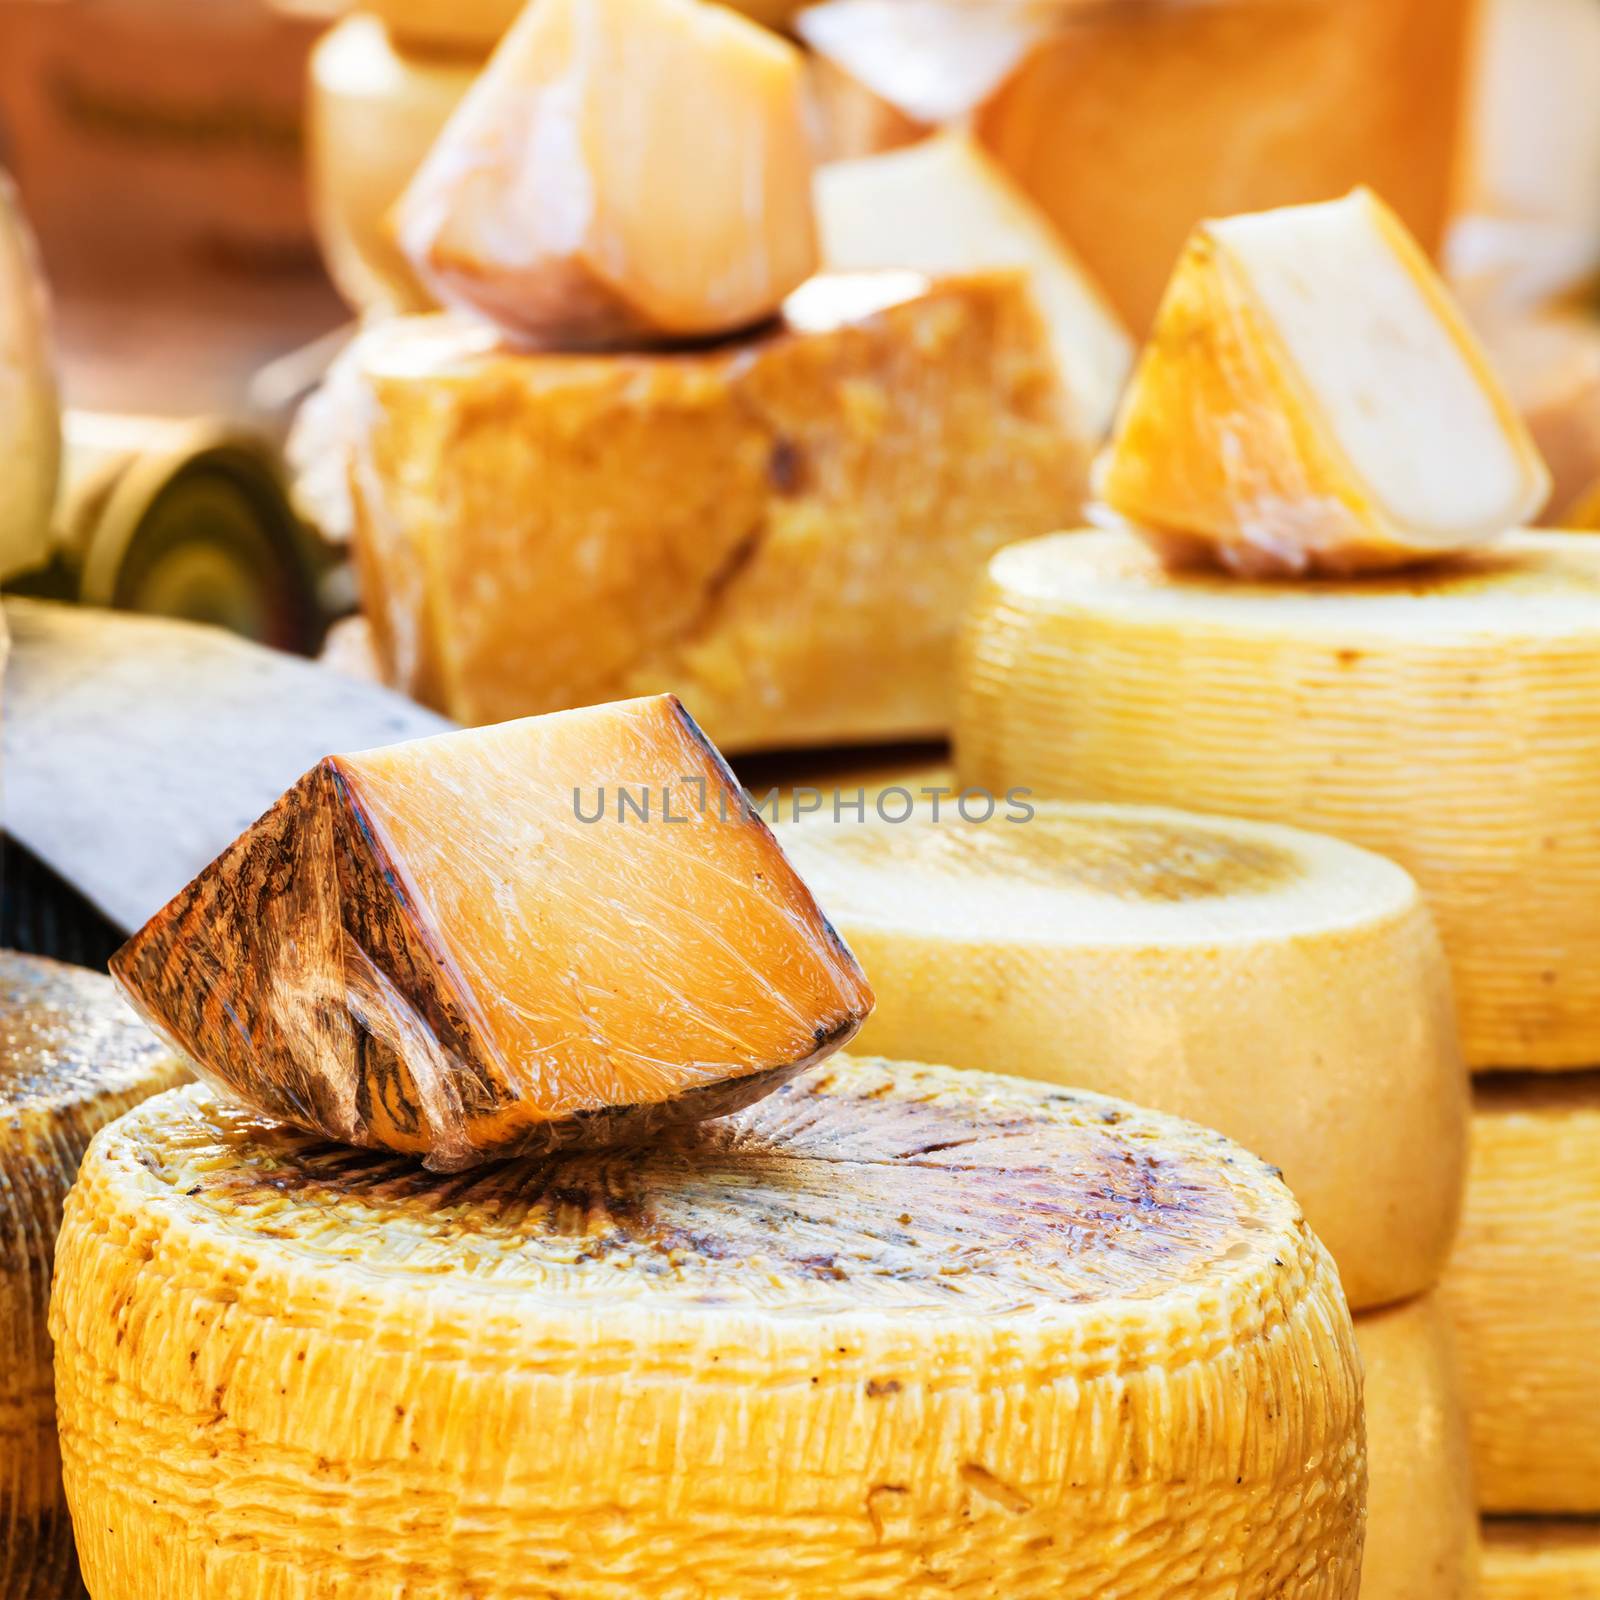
[782,799,1466,1311]
[51,1056,1365,1600]
[1356,1295,1482,1600]
[956,528,1600,1070]
[816,130,1132,438]
[1441,1074,1600,1512]
[0,951,188,1600]
[396,0,817,345]
[1482,1519,1600,1597]
[111,695,873,1171]
[334,271,1082,749]
[1094,189,1549,575]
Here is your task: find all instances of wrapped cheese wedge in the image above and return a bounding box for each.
[1482,1519,1600,1597]
[1441,1074,1600,1512]
[1356,1295,1481,1600]
[51,1057,1365,1600]
[111,695,873,1171]
[332,271,1082,749]
[956,529,1600,1070]
[396,0,817,345]
[0,951,188,1600]
[1094,188,1549,575]
[782,799,1466,1310]
[816,129,1131,437]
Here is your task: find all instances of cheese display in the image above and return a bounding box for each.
[1356,1295,1481,1600]
[1094,189,1549,576]
[111,694,871,1170]
[0,951,188,1600]
[1482,1519,1600,1597]
[956,530,1600,1070]
[1441,1074,1600,1512]
[51,1056,1366,1599]
[816,130,1132,438]
[396,0,817,345]
[782,800,1465,1311]
[336,271,1082,748]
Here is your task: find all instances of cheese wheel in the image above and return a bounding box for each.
[956,529,1600,1070]
[52,1059,1366,1599]
[0,951,188,1600]
[782,800,1466,1311]
[1441,1074,1600,1513]
[1356,1295,1481,1600]
[1482,1519,1600,1597]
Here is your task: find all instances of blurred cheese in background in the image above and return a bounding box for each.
[371,0,801,53]
[1481,1520,1600,1597]
[805,53,925,161]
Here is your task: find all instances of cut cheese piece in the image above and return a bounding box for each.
[1356,1295,1481,1600]
[396,0,817,345]
[956,529,1600,1070]
[306,15,476,318]
[111,695,872,1171]
[334,271,1082,750]
[1095,188,1549,575]
[1482,1520,1600,1598]
[51,1057,1365,1599]
[0,951,188,1600]
[1441,1074,1600,1512]
[816,129,1131,438]
[783,799,1466,1311]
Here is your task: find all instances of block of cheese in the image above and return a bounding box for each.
[335,271,1083,749]
[1356,1295,1481,1600]
[816,130,1132,438]
[1482,1520,1600,1597]
[111,695,872,1171]
[1094,189,1549,576]
[782,799,1466,1311]
[50,1056,1365,1599]
[396,0,817,345]
[1441,1074,1600,1512]
[956,529,1600,1070]
[0,951,188,1600]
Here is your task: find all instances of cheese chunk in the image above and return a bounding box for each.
[783,800,1466,1311]
[1482,1519,1600,1597]
[816,130,1132,438]
[111,695,872,1171]
[0,952,188,1600]
[396,0,817,345]
[333,272,1082,750]
[956,529,1600,1070]
[1442,1074,1600,1512]
[1357,1295,1482,1600]
[51,1057,1365,1600]
[1095,189,1549,575]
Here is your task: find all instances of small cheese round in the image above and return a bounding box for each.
[1482,1519,1600,1598]
[52,1058,1364,1600]
[956,528,1600,1070]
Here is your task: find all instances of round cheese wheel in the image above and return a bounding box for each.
[783,800,1467,1311]
[52,1058,1364,1599]
[0,951,188,1600]
[1482,1519,1600,1597]
[956,528,1600,1070]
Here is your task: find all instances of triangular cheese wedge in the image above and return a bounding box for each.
[1095,187,1551,574]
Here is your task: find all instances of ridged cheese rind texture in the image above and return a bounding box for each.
[52,1057,1364,1599]
[955,528,1600,1070]
[1441,1075,1600,1512]
[782,800,1467,1311]
[0,951,188,1600]
[1356,1295,1481,1600]
[339,273,1083,750]
[1481,1519,1600,1597]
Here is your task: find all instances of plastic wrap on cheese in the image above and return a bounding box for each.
[110,694,874,1172]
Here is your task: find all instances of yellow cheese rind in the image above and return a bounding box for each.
[0,951,188,1600]
[1441,1075,1600,1512]
[1481,1519,1600,1597]
[783,800,1467,1311]
[52,1057,1365,1599]
[956,528,1600,1070]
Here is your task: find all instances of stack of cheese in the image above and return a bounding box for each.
[956,186,1600,1590]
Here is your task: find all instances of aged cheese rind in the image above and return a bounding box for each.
[956,529,1600,1070]
[52,1057,1365,1599]
[111,695,872,1171]
[0,951,188,1600]
[1441,1074,1600,1512]
[340,272,1082,750]
[1481,1519,1600,1597]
